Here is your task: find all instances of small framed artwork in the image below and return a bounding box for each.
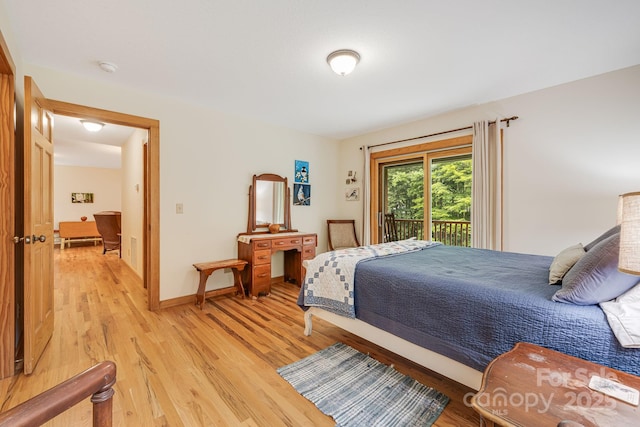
[294,184,311,206]
[71,192,94,203]
[294,160,309,184]
[345,187,359,201]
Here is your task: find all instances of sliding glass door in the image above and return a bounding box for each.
[370,135,473,245]
[430,154,472,246]
[381,159,425,241]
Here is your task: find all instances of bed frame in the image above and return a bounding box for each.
[304,307,483,390]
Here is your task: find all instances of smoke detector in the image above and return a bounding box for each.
[98,61,118,73]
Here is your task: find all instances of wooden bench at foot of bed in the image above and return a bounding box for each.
[59,221,102,250]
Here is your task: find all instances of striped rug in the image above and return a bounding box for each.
[277,342,449,426]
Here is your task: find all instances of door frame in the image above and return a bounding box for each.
[47,100,160,311]
[0,30,16,378]
[376,154,425,242]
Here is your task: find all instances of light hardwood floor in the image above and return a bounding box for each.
[0,246,480,426]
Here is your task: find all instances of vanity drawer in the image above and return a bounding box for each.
[252,240,272,250]
[303,235,317,246]
[253,249,271,265]
[302,245,316,260]
[252,264,271,287]
[272,237,302,250]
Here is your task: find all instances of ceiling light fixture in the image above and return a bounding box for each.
[98,61,118,73]
[327,49,360,76]
[80,120,105,132]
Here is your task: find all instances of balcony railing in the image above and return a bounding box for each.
[432,220,472,247]
[392,218,471,247]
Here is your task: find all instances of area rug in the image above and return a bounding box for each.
[277,342,449,426]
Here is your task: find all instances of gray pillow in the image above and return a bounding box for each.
[548,243,585,285]
[584,225,620,252]
[552,233,639,305]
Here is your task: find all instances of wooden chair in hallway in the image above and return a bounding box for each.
[93,211,122,257]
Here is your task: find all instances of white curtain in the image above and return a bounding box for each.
[362,145,372,245]
[471,120,502,250]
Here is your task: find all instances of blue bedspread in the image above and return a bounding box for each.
[301,244,640,376]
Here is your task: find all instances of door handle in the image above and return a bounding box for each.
[16,235,46,244]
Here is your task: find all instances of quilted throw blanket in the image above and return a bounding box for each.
[302,239,441,318]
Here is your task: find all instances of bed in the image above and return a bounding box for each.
[298,232,640,390]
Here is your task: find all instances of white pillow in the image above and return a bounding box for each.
[548,243,585,285]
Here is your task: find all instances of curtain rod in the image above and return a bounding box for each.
[361,116,519,150]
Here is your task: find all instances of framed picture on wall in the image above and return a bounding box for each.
[293,184,310,206]
[345,187,359,201]
[294,160,309,184]
[71,192,94,203]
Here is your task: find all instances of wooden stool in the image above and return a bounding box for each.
[193,259,248,309]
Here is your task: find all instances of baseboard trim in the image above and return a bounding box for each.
[159,276,287,309]
[159,294,194,309]
[120,258,143,281]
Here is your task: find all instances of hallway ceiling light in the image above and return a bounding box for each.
[327,49,360,76]
[80,120,105,132]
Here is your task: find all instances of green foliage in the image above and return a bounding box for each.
[431,158,471,221]
[386,163,424,220]
[386,157,471,221]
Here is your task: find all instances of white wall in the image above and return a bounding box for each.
[0,4,341,299]
[3,5,637,299]
[53,166,122,230]
[121,129,146,278]
[339,65,640,256]
[14,64,340,301]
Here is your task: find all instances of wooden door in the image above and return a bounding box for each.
[23,76,55,374]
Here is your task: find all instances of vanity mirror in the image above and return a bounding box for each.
[246,173,293,234]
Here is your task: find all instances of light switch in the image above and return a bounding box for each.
[176,203,184,214]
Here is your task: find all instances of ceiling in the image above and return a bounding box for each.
[52,115,136,169]
[4,1,640,163]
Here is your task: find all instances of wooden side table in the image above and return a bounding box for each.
[471,342,640,427]
[58,221,101,250]
[193,259,248,309]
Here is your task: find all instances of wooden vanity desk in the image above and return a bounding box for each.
[240,173,316,298]
[237,232,317,298]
